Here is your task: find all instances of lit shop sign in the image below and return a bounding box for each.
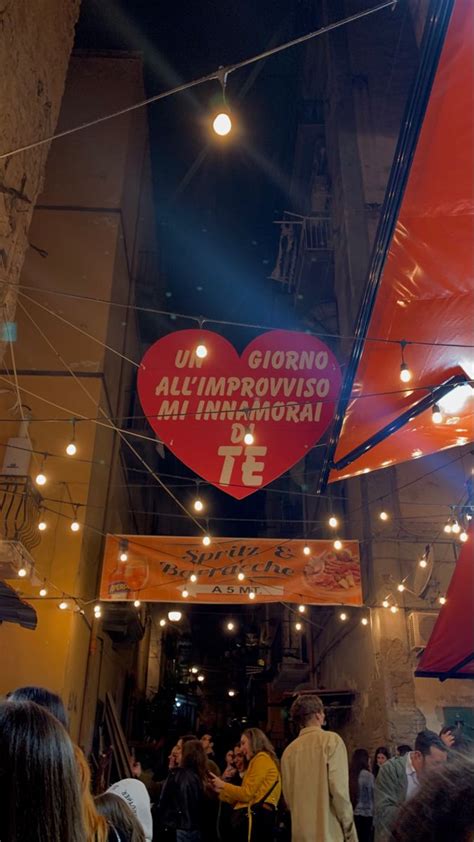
[137,329,341,498]
[100,536,362,605]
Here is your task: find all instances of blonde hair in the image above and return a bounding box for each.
[243,728,278,765]
[74,746,109,842]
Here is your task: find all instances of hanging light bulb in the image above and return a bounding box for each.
[58,600,69,610]
[190,573,198,583]
[202,535,211,547]
[334,539,343,551]
[39,586,48,597]
[303,544,311,556]
[399,341,412,383]
[35,456,47,486]
[432,404,443,424]
[134,599,141,608]
[438,596,446,606]
[339,612,347,621]
[65,419,77,456]
[191,666,199,674]
[298,605,306,613]
[451,520,461,535]
[226,620,235,631]
[390,605,399,614]
[459,530,468,543]
[195,344,208,359]
[182,588,189,599]
[444,520,452,534]
[119,539,128,563]
[379,511,389,522]
[228,689,236,697]
[248,590,256,600]
[38,513,47,531]
[70,518,80,533]
[237,571,245,581]
[382,599,390,609]
[397,583,405,593]
[193,498,204,512]
[212,112,232,136]
[328,516,338,528]
[361,617,369,626]
[244,428,254,446]
[419,557,428,568]
[159,618,167,627]
[197,673,205,682]
[94,603,101,614]
[295,622,303,631]
[17,567,27,578]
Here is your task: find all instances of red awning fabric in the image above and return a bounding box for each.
[416,532,474,679]
[329,0,474,483]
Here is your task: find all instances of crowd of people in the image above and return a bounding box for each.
[1,685,473,842]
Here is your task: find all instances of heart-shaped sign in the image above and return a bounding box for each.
[137,329,341,499]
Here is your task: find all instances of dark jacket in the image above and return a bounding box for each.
[157,768,204,832]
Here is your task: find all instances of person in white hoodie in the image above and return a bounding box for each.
[107,779,153,842]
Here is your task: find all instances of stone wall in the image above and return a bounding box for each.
[0,0,80,351]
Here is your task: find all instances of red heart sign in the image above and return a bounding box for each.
[137,329,341,499]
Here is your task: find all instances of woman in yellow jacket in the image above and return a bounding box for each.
[211,727,281,842]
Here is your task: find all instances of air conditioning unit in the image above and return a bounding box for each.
[408,611,438,652]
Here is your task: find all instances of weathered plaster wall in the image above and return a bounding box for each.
[0,0,80,350]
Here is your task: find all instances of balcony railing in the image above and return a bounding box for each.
[0,475,42,553]
[270,212,332,293]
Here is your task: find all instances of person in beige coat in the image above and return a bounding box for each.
[281,695,358,842]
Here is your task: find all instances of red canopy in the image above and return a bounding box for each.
[416,532,474,680]
[327,0,474,483]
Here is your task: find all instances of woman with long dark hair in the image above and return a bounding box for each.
[373,746,391,778]
[211,728,281,842]
[349,748,374,842]
[158,738,214,841]
[95,793,146,842]
[8,684,69,729]
[0,700,86,842]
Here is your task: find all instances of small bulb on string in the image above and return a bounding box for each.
[119,539,128,563]
[237,571,245,581]
[399,342,412,383]
[70,519,80,533]
[361,617,369,626]
[339,612,347,621]
[193,498,204,512]
[159,618,167,627]
[379,511,389,521]
[134,599,141,608]
[213,112,232,136]
[38,514,47,531]
[328,516,338,528]
[18,567,27,578]
[35,456,47,486]
[190,573,198,583]
[66,419,77,456]
[226,621,235,631]
[39,586,48,597]
[298,605,306,613]
[249,590,256,600]
[432,404,442,424]
[228,689,236,697]
[303,544,311,556]
[191,666,199,674]
[390,605,399,614]
[196,344,208,359]
[397,583,405,593]
[419,558,428,568]
[334,539,343,551]
[182,588,189,599]
[58,600,69,610]
[295,622,302,631]
[438,596,446,606]
[382,599,390,609]
[202,535,211,547]
[459,530,468,543]
[244,429,254,446]
[451,520,461,535]
[444,521,452,534]
[197,674,205,682]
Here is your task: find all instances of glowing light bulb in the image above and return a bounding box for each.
[329,516,338,528]
[303,544,311,556]
[202,535,211,547]
[70,520,80,532]
[134,600,141,608]
[244,430,254,446]
[419,558,428,568]
[119,551,128,562]
[361,617,369,626]
[226,621,235,631]
[213,112,232,136]
[397,583,405,593]
[390,605,399,614]
[18,567,27,578]
[193,498,204,512]
[66,441,77,456]
[228,689,236,697]
[382,600,390,609]
[59,600,69,610]
[190,573,198,583]
[39,587,48,597]
[379,511,389,521]
[237,572,245,581]
[400,363,412,383]
[460,531,468,543]
[196,344,208,359]
[249,591,256,600]
[298,605,306,613]
[295,622,302,631]
[159,618,166,627]
[168,610,182,622]
[432,404,442,424]
[197,674,205,682]
[340,612,347,621]
[94,604,101,614]
[182,588,189,599]
[451,521,461,535]
[191,666,199,674]
[444,522,452,534]
[38,519,47,531]
[334,539,343,551]
[439,596,446,606]
[35,472,47,486]
[94,609,102,619]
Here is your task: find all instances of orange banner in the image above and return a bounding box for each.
[100,536,362,606]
